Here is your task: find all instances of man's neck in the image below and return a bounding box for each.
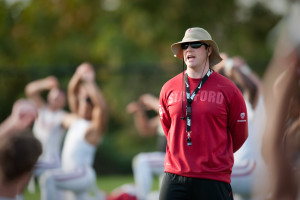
[186,65,209,79]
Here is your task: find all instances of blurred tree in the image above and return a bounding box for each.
[0,0,282,174]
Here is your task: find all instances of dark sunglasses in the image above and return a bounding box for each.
[181,42,208,50]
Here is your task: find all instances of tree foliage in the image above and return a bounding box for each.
[0,0,281,173]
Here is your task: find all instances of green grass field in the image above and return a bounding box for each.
[24,174,160,200]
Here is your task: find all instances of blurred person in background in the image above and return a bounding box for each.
[127,93,166,200]
[39,62,108,200]
[260,1,300,199]
[214,53,268,200]
[159,27,248,200]
[0,99,42,200]
[25,76,68,186]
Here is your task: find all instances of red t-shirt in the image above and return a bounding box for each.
[159,70,248,183]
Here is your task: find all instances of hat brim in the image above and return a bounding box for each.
[171,39,222,67]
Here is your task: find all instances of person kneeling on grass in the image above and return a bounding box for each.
[39,62,108,200]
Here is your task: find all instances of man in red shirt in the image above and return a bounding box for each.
[159,27,248,200]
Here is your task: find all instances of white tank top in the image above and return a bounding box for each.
[234,95,266,161]
[61,118,96,170]
[33,107,65,162]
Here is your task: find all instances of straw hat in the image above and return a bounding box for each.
[171,27,222,67]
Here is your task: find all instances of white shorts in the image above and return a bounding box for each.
[39,165,99,200]
[132,151,165,200]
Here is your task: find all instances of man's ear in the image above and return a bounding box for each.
[207,46,212,56]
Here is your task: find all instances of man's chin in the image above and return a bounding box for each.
[187,64,197,69]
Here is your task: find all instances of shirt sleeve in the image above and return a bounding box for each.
[159,85,171,137]
[228,90,249,152]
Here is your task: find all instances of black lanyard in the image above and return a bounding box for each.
[184,68,212,146]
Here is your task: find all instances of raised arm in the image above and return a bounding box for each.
[217,54,261,110]
[83,80,108,136]
[139,94,160,113]
[229,56,261,109]
[73,63,109,145]
[0,99,38,139]
[25,76,59,108]
[126,100,159,137]
[67,66,83,114]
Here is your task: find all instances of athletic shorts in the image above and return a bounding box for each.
[159,172,234,200]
